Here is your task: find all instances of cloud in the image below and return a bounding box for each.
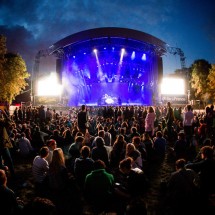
[1,0,214,74]
[0,0,175,59]
[1,0,174,39]
[0,25,37,68]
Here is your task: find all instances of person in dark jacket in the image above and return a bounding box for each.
[91,137,109,167]
[0,169,24,214]
[114,157,148,214]
[74,146,94,189]
[77,105,88,134]
[165,159,198,215]
[185,146,215,213]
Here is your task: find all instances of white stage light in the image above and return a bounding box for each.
[142,53,146,61]
[119,48,125,64]
[105,98,114,104]
[131,51,135,60]
[37,73,63,96]
[161,78,185,95]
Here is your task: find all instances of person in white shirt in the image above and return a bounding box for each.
[183,105,194,143]
[32,146,49,194]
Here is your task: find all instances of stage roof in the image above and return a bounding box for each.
[49,27,167,57]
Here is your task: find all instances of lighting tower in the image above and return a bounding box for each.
[166,46,190,103]
[31,49,51,105]
[166,46,186,70]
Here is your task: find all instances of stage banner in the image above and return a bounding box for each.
[161,94,187,104]
[35,96,59,105]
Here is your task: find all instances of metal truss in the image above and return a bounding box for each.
[166,46,186,69]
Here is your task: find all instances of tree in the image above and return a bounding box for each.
[0,35,30,104]
[207,64,215,102]
[0,35,7,82]
[174,68,190,79]
[190,59,211,103]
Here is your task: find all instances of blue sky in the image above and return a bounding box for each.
[0,0,214,74]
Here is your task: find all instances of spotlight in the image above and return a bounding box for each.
[119,48,125,64]
[121,48,125,54]
[105,98,114,104]
[142,53,146,61]
[131,51,135,60]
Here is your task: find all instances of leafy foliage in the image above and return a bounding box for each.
[207,64,215,101]
[190,59,211,102]
[0,35,30,104]
[0,36,7,84]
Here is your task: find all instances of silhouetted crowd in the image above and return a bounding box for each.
[0,103,215,215]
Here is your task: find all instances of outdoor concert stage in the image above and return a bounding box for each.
[36,27,167,106]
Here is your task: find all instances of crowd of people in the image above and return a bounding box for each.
[0,102,215,215]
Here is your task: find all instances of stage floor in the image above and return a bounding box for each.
[80,102,147,107]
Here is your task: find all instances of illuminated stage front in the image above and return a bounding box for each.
[35,27,167,106]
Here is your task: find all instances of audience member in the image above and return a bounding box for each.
[0,121,15,177]
[185,146,215,213]
[17,132,34,158]
[47,148,69,193]
[45,139,57,165]
[109,134,126,171]
[173,131,187,160]
[153,131,167,160]
[0,169,24,214]
[84,159,114,213]
[145,106,156,138]
[32,146,49,195]
[166,102,175,140]
[74,146,94,189]
[183,104,194,144]
[77,104,88,134]
[126,143,142,169]
[141,132,155,161]
[91,137,109,167]
[165,159,198,215]
[114,157,148,214]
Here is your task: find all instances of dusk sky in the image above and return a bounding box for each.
[0,0,214,75]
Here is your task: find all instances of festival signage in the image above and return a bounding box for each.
[161,94,187,104]
[35,96,59,105]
